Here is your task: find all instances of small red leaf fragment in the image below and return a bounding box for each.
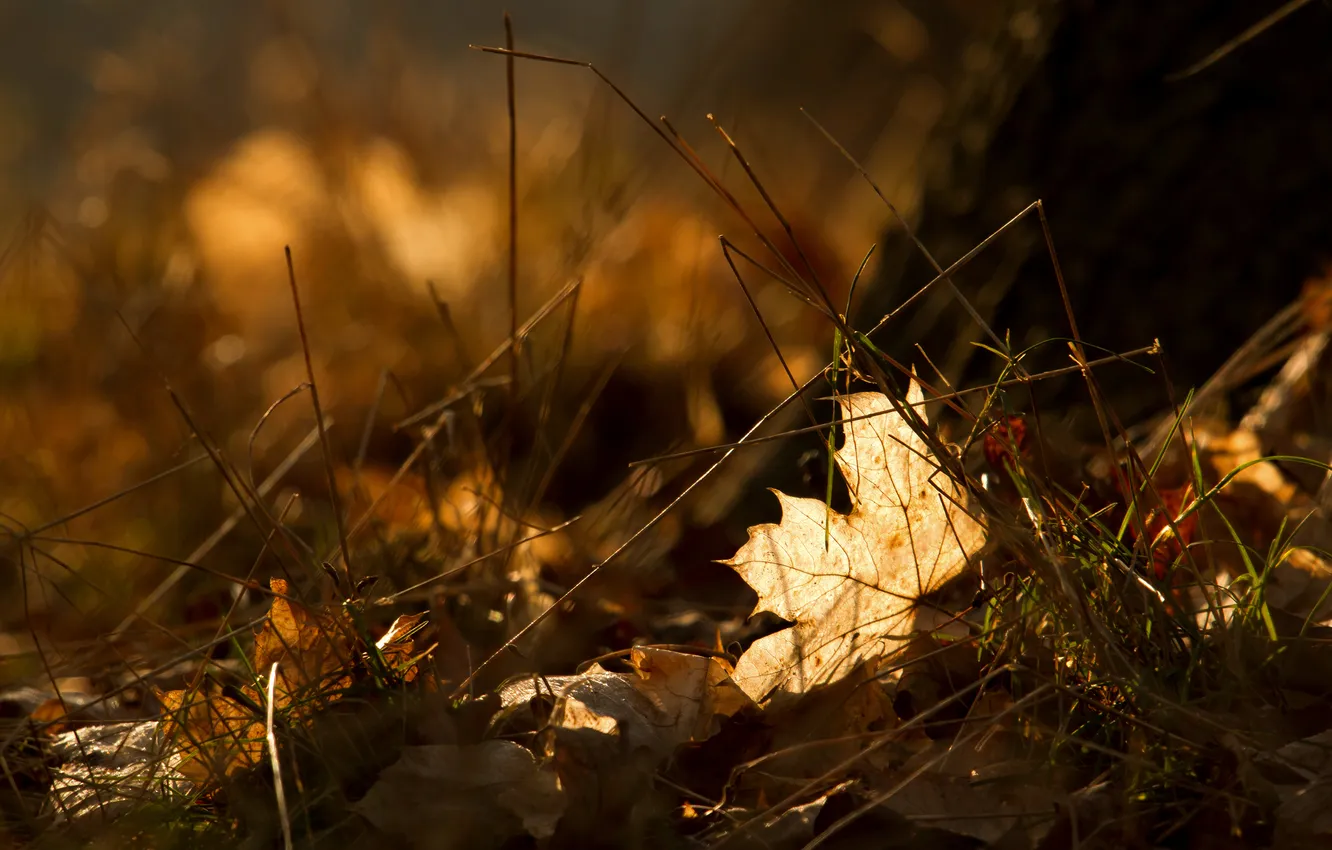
[983,416,1029,472]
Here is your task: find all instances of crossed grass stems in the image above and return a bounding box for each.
[3,37,1329,847]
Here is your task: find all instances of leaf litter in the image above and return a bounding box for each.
[16,295,1332,850]
[21,217,1332,850]
[12,51,1332,850]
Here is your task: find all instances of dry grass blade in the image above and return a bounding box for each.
[111,422,325,639]
[394,276,581,432]
[263,662,294,850]
[718,236,820,428]
[708,114,827,306]
[284,246,353,587]
[714,666,1019,849]
[110,311,308,580]
[628,343,1159,467]
[13,12,1332,849]
[503,12,520,400]
[800,107,1009,359]
[469,44,841,328]
[450,365,832,699]
[803,683,1056,850]
[15,455,207,540]
[1167,0,1318,79]
[384,515,580,603]
[1144,299,1306,459]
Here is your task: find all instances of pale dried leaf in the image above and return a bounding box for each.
[44,721,193,823]
[626,647,754,744]
[376,611,427,682]
[724,384,984,702]
[496,648,749,757]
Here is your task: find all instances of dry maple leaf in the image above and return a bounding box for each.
[157,685,265,784]
[251,578,358,716]
[723,382,985,702]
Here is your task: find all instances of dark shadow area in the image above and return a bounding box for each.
[868,0,1332,428]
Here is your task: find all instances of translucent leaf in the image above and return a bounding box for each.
[723,382,984,702]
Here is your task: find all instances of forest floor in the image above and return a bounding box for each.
[5,28,1332,850]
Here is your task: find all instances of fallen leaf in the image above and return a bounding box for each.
[721,787,847,850]
[157,685,264,783]
[1251,728,1332,845]
[982,415,1029,472]
[353,740,565,845]
[158,579,431,785]
[1200,427,1332,620]
[723,383,985,702]
[1126,482,1199,581]
[29,698,73,737]
[45,720,192,824]
[624,647,753,745]
[730,664,901,803]
[375,611,428,683]
[495,647,750,758]
[251,578,357,716]
[488,650,749,844]
[872,770,1056,844]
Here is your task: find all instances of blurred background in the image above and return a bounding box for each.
[2,0,1329,681]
